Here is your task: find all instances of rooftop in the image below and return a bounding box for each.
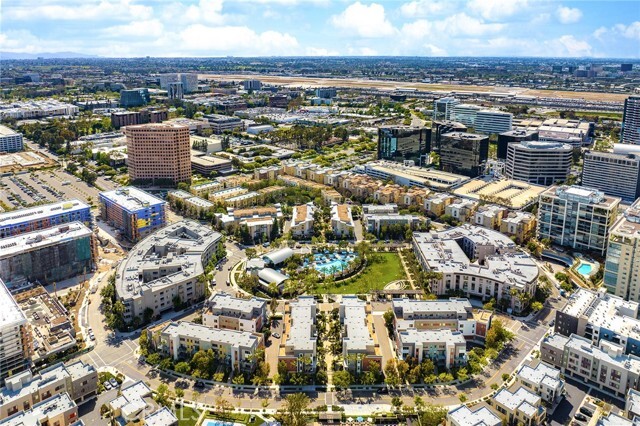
[2,393,75,426]
[397,328,466,346]
[0,279,26,330]
[517,359,563,390]
[447,405,501,426]
[542,185,620,208]
[0,199,89,227]
[392,297,472,319]
[341,296,374,352]
[452,177,545,209]
[115,220,222,300]
[162,321,261,348]
[144,407,178,426]
[611,198,640,239]
[99,187,166,213]
[0,125,21,137]
[206,292,266,317]
[286,297,316,352]
[0,222,93,259]
[565,334,640,374]
[493,386,541,418]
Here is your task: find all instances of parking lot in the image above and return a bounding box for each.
[0,168,119,210]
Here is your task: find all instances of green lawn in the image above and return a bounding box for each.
[173,406,201,426]
[320,252,406,294]
[204,412,264,426]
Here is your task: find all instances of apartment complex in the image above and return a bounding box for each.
[362,205,423,235]
[488,386,546,426]
[445,198,478,223]
[156,321,263,370]
[339,296,381,373]
[439,132,489,177]
[395,328,467,368]
[473,204,508,230]
[0,125,24,153]
[515,359,565,404]
[203,292,267,332]
[290,202,316,239]
[125,123,191,185]
[500,211,537,244]
[392,297,492,338]
[0,279,31,385]
[474,110,513,134]
[331,203,355,238]
[0,222,97,285]
[505,141,572,186]
[622,95,640,145]
[554,288,640,357]
[582,149,640,201]
[1,393,81,426]
[99,187,167,242]
[412,225,538,314]
[215,206,283,242]
[604,198,640,301]
[537,185,621,255]
[0,199,91,239]
[0,361,97,418]
[541,333,640,398]
[377,126,430,166]
[115,221,222,322]
[446,405,501,426]
[280,297,317,373]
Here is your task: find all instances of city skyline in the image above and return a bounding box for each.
[1,0,639,58]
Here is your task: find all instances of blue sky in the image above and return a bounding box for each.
[1,0,639,58]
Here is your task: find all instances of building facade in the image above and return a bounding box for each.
[433,97,460,121]
[395,328,467,368]
[125,123,191,186]
[475,110,513,134]
[439,132,489,177]
[377,126,431,166]
[537,185,620,255]
[99,187,167,242]
[582,151,640,201]
[120,88,149,107]
[0,125,24,153]
[340,296,382,373]
[497,129,539,160]
[0,279,31,385]
[604,198,640,301]
[202,292,267,332]
[0,199,91,239]
[622,96,640,145]
[290,203,315,239]
[505,140,573,186]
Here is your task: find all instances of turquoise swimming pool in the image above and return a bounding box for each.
[308,252,358,275]
[577,263,592,275]
[202,420,240,426]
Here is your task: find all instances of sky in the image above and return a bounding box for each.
[1,0,639,58]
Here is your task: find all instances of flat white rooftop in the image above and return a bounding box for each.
[447,405,501,426]
[99,187,165,213]
[0,278,26,331]
[163,321,260,348]
[287,297,316,352]
[0,222,93,259]
[0,125,20,137]
[0,199,89,227]
[341,296,374,352]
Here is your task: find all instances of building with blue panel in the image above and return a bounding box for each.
[98,187,166,242]
[0,199,92,239]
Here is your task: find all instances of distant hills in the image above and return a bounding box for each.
[0,51,99,60]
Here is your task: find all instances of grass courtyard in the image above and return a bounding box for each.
[320,252,406,294]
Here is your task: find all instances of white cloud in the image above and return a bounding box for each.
[399,0,454,18]
[613,21,640,40]
[4,0,152,21]
[103,19,164,38]
[467,0,528,21]
[556,6,582,24]
[305,47,339,56]
[551,35,592,56]
[423,43,447,56]
[330,2,395,38]
[178,24,299,55]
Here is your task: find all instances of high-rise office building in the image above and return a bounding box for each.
[432,97,459,121]
[497,130,539,159]
[537,185,621,255]
[180,73,198,93]
[622,96,640,145]
[158,73,179,90]
[119,88,149,107]
[505,141,572,186]
[125,123,191,185]
[243,80,262,91]
[603,198,640,300]
[0,125,24,153]
[377,126,431,165]
[450,104,481,127]
[0,278,31,385]
[431,120,467,153]
[439,132,489,177]
[475,110,513,134]
[167,82,184,100]
[582,149,640,201]
[315,87,337,99]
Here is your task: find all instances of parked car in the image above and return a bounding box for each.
[579,407,594,417]
[103,381,112,390]
[272,333,280,338]
[574,413,588,422]
[109,378,119,388]
[194,381,205,388]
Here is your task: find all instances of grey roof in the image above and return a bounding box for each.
[207,292,267,318]
[287,297,316,352]
[162,321,261,348]
[397,329,466,346]
[262,247,294,265]
[516,360,563,390]
[144,407,178,426]
[99,187,165,213]
[0,221,93,259]
[2,393,75,426]
[0,199,89,227]
[392,297,472,319]
[341,296,374,352]
[258,268,289,286]
[493,386,541,416]
[447,405,501,426]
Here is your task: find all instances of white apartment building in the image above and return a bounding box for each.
[604,198,640,301]
[515,359,565,404]
[489,386,546,426]
[339,296,381,373]
[0,125,23,153]
[446,405,501,426]
[1,393,81,426]
[157,321,262,371]
[505,141,573,186]
[413,225,539,314]
[537,185,621,255]
[395,328,467,368]
[475,110,513,134]
[202,292,267,332]
[331,203,355,238]
[280,297,317,373]
[582,149,640,201]
[0,279,30,385]
[290,203,316,238]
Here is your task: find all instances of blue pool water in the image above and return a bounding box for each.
[202,421,239,426]
[311,252,358,274]
[577,263,592,275]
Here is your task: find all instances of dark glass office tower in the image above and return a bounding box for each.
[497,129,539,159]
[377,126,431,165]
[439,132,489,177]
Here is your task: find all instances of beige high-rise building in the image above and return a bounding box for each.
[604,198,640,301]
[126,123,191,185]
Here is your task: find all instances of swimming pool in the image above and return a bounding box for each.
[202,420,241,426]
[577,263,592,276]
[311,252,358,275]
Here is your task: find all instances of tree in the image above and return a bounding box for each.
[175,362,191,375]
[384,359,400,386]
[270,218,280,240]
[456,368,469,382]
[419,404,448,426]
[279,393,310,426]
[531,301,544,312]
[486,319,515,351]
[383,309,395,335]
[175,388,184,399]
[139,329,151,356]
[332,370,353,389]
[154,384,172,407]
[391,396,403,411]
[232,373,245,385]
